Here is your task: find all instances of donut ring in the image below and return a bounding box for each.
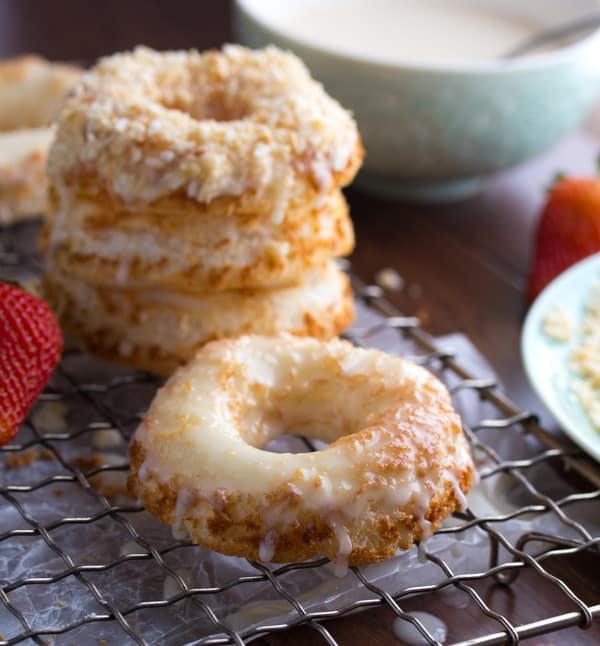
[43,263,354,375]
[48,45,363,230]
[0,56,80,224]
[44,189,353,291]
[129,336,475,568]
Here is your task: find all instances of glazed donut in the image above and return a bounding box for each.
[44,188,353,290]
[48,45,363,232]
[0,56,80,223]
[43,262,354,375]
[129,336,475,568]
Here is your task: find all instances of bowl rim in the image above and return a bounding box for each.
[234,0,600,74]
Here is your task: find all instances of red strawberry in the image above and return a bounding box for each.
[0,282,63,445]
[527,177,600,303]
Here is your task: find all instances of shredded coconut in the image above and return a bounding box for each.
[570,282,600,430]
[542,305,573,343]
[48,45,361,213]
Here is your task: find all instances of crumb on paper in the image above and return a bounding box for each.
[71,453,131,500]
[92,427,123,450]
[32,400,68,433]
[72,452,126,472]
[72,454,104,473]
[92,473,130,500]
[374,267,404,291]
[58,600,66,608]
[542,305,573,343]
[5,448,54,470]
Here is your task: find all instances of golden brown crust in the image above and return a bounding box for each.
[129,436,473,565]
[42,263,355,375]
[43,188,355,291]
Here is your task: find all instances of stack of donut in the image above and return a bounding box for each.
[42,46,363,374]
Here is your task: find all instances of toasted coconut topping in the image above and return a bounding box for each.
[48,46,362,212]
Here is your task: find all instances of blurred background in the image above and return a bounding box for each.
[0,0,231,60]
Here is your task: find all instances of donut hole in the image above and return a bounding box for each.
[235,371,400,452]
[165,90,252,123]
[190,90,252,123]
[157,69,254,123]
[262,434,325,454]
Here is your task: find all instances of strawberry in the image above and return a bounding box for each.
[0,282,63,446]
[527,177,600,303]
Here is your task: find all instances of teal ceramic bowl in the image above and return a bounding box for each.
[234,0,600,201]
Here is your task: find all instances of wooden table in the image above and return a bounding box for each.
[1,1,598,644]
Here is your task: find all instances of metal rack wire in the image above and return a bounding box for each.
[1,221,599,645]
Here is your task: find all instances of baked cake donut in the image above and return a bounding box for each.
[0,128,54,224]
[129,336,475,569]
[0,56,81,131]
[44,188,353,290]
[42,45,361,371]
[0,56,80,224]
[46,45,362,288]
[44,262,353,375]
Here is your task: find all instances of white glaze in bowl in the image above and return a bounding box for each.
[234,0,600,201]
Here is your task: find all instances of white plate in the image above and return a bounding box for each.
[521,253,600,462]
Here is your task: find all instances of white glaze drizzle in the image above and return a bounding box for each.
[392,612,448,645]
[137,459,149,481]
[258,530,278,562]
[131,337,475,565]
[172,489,193,539]
[417,541,428,564]
[331,516,353,578]
[450,475,468,512]
[171,526,189,541]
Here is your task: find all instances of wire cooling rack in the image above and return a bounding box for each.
[1,221,599,646]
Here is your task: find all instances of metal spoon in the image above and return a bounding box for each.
[503,13,600,58]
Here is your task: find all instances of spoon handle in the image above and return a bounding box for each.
[503,13,600,59]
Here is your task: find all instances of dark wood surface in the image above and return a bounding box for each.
[2,1,599,644]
